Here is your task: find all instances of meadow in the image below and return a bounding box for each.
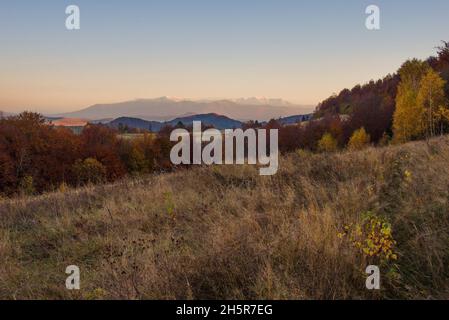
[0,136,448,299]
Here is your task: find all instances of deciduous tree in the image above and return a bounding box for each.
[393,59,430,142]
[317,133,338,153]
[348,127,371,150]
[417,69,447,138]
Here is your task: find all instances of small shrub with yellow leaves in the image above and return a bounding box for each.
[338,212,398,262]
[317,133,338,152]
[348,127,371,151]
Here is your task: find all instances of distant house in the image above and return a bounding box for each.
[50,118,89,134]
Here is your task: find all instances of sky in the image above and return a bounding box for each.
[1,0,449,114]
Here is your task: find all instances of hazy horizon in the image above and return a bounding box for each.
[2,0,449,114]
[0,96,314,113]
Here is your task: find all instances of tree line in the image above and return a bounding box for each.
[276,41,449,153]
[0,113,173,196]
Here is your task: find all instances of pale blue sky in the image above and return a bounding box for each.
[1,0,448,112]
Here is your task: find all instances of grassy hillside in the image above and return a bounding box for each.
[1,137,449,299]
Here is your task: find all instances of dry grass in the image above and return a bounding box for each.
[1,137,449,299]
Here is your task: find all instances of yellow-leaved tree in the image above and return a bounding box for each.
[416,68,447,137]
[317,133,338,152]
[348,127,371,150]
[393,59,430,142]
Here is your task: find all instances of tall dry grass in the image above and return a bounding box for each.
[1,137,449,299]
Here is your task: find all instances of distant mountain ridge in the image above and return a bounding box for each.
[108,112,312,132]
[109,113,243,131]
[56,97,313,122]
[231,97,296,107]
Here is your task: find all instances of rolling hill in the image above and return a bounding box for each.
[109,113,242,131]
[108,112,315,132]
[277,114,313,125]
[166,113,243,129]
[109,117,163,132]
